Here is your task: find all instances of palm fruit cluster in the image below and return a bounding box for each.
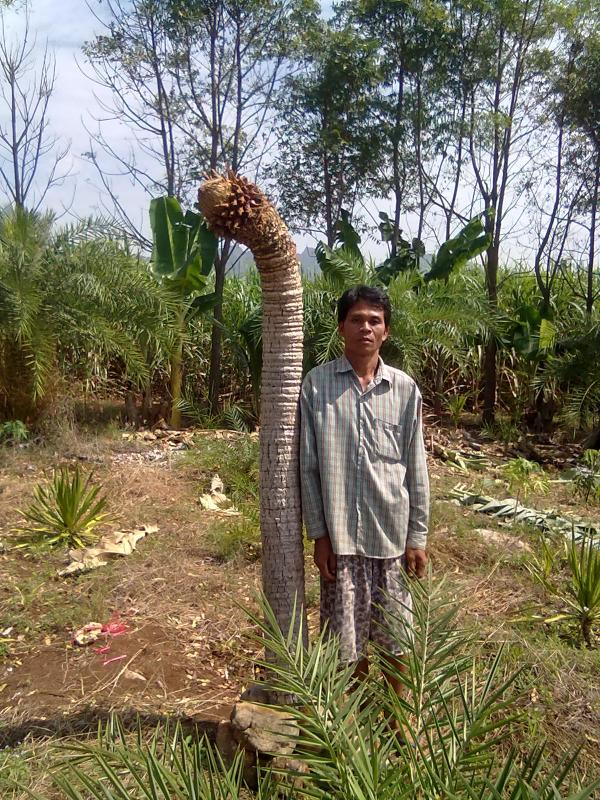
[197,169,264,239]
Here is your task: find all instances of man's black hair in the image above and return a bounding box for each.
[337,285,392,327]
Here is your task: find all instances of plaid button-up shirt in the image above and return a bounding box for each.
[300,355,429,558]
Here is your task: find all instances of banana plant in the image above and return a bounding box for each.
[149,196,218,427]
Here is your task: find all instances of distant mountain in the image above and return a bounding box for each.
[226,245,319,277]
[225,244,432,278]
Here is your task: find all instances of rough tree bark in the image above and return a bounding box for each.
[198,171,307,646]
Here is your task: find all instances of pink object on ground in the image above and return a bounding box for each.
[101,621,129,636]
[102,654,127,666]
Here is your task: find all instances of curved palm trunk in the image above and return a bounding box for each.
[198,172,306,646]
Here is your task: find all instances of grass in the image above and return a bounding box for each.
[181,435,261,561]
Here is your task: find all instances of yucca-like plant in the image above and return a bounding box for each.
[446,393,469,427]
[15,465,110,550]
[528,532,600,648]
[39,578,599,799]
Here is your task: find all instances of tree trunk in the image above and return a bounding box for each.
[482,239,499,425]
[208,248,227,415]
[586,154,599,318]
[198,172,307,648]
[170,308,185,428]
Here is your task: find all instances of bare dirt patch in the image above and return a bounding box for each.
[0,432,264,747]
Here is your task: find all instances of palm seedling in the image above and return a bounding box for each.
[0,419,29,445]
[40,578,600,799]
[502,457,550,523]
[15,465,110,550]
[446,393,469,427]
[528,532,600,648]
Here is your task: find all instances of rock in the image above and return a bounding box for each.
[240,683,271,704]
[215,720,258,788]
[270,755,310,794]
[230,701,299,756]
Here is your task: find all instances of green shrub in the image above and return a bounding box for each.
[15,465,110,550]
[0,419,29,445]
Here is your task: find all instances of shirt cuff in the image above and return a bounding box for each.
[406,533,427,550]
[305,527,328,541]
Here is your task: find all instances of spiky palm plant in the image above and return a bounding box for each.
[15,465,110,550]
[42,579,599,799]
[0,208,175,419]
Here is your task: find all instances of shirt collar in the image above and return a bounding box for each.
[335,355,392,384]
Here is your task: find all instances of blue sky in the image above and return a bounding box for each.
[0,0,155,231]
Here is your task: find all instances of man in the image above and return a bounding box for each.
[299,285,429,709]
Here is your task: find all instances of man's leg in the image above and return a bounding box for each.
[370,557,414,742]
[381,654,410,739]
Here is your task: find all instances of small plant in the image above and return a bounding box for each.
[220,402,251,433]
[527,531,600,648]
[502,457,549,523]
[15,466,110,550]
[445,393,468,427]
[0,419,29,445]
[481,418,520,449]
[572,449,600,504]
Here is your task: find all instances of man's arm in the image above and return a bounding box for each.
[405,388,430,576]
[299,375,328,541]
[300,375,337,582]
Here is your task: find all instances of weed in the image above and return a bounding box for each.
[14,465,110,550]
[571,449,600,504]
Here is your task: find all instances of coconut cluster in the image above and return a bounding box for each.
[197,170,264,239]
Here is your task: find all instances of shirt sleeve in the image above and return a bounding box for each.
[299,374,328,540]
[405,387,430,549]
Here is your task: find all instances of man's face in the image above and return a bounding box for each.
[338,300,389,358]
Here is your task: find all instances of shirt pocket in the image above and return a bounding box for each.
[374,418,402,460]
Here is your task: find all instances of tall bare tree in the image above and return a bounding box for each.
[0,10,69,211]
[444,0,554,423]
[84,0,316,413]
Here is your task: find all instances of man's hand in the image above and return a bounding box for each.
[314,535,337,582]
[406,547,427,579]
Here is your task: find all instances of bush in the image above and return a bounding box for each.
[0,419,29,445]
